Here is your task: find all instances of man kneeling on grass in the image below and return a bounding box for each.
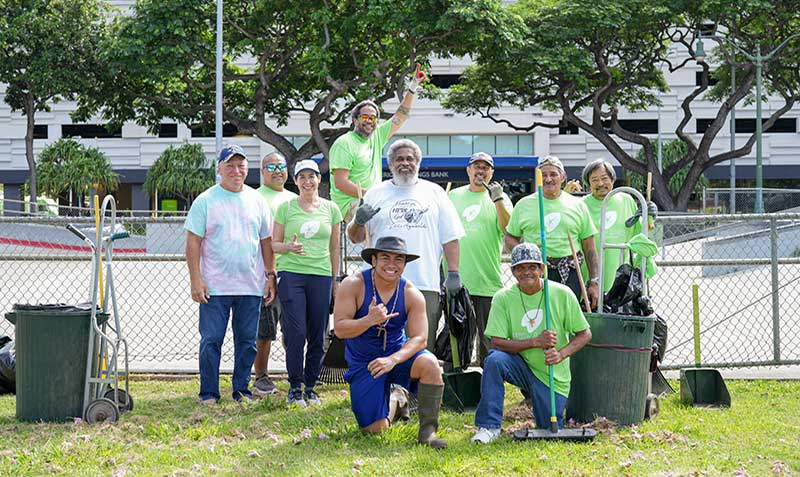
[472,243,591,443]
[333,236,447,448]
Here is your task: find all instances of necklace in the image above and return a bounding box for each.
[518,282,545,330]
[371,269,401,350]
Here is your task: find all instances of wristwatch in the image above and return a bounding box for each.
[588,277,600,284]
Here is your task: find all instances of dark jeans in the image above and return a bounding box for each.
[198,295,260,401]
[470,295,493,367]
[278,271,332,390]
[547,266,583,302]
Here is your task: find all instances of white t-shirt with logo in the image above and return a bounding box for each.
[363,179,465,292]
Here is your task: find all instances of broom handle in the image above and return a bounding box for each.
[536,168,558,434]
[568,234,591,312]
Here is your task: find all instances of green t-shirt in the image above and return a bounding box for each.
[274,198,343,276]
[506,192,597,258]
[485,282,590,397]
[329,120,393,217]
[256,185,297,217]
[448,185,512,297]
[582,193,641,292]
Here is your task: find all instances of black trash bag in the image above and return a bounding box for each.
[0,336,15,395]
[434,287,477,368]
[603,263,644,312]
[631,295,654,316]
[652,313,668,363]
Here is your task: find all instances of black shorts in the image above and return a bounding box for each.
[257,300,281,341]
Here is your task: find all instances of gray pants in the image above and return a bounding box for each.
[470,295,493,367]
[420,290,443,353]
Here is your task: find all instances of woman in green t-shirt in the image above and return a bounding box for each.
[271,160,343,408]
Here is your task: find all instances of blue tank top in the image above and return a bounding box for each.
[344,269,409,365]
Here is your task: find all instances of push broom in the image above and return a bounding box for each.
[514,168,596,442]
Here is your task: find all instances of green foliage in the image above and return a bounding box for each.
[630,140,708,196]
[37,138,118,197]
[0,0,108,204]
[76,0,507,167]
[143,143,214,201]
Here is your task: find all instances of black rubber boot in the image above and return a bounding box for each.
[416,383,447,449]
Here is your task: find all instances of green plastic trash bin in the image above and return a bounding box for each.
[566,312,654,426]
[4,304,108,422]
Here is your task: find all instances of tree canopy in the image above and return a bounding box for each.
[444,0,800,211]
[0,0,107,208]
[37,138,118,207]
[143,143,215,203]
[76,0,507,172]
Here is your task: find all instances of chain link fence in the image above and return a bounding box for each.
[701,187,800,214]
[1,206,799,373]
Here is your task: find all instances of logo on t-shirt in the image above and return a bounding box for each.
[605,211,618,229]
[389,199,429,229]
[299,220,321,238]
[521,309,544,333]
[544,212,561,232]
[462,205,481,223]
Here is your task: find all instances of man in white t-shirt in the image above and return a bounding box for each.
[346,139,465,351]
[184,144,277,404]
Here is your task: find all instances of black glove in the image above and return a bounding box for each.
[626,201,658,228]
[354,201,380,225]
[444,271,462,299]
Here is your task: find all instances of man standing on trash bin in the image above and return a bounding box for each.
[185,145,277,404]
[472,243,591,443]
[252,152,297,396]
[448,152,512,366]
[330,66,427,221]
[334,236,447,448]
[346,139,465,352]
[505,156,600,309]
[565,159,657,293]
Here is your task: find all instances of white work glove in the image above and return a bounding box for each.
[481,181,504,202]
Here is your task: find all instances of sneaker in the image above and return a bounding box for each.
[287,388,307,408]
[253,374,278,395]
[198,397,218,406]
[304,389,321,406]
[233,392,254,404]
[471,427,501,444]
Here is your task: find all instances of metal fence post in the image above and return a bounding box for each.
[770,217,781,362]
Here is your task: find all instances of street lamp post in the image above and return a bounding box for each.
[695,33,800,213]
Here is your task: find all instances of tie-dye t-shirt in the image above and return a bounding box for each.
[184,184,272,296]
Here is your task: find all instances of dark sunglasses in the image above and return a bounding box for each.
[264,163,287,172]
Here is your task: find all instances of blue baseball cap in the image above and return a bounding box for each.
[468,152,495,168]
[217,144,247,163]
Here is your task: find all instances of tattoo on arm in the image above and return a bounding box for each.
[396,105,410,116]
[586,248,599,277]
[391,115,403,126]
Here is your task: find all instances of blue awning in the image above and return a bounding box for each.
[381,155,539,182]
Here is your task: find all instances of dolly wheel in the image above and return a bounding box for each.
[644,393,660,420]
[104,388,134,413]
[85,398,120,424]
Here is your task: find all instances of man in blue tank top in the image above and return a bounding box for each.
[333,236,447,449]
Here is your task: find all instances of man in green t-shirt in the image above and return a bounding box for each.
[472,243,591,444]
[506,156,600,310]
[252,152,298,396]
[448,152,513,366]
[329,66,427,220]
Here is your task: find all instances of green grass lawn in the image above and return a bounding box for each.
[0,379,798,476]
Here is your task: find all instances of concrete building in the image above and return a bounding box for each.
[2,1,799,212]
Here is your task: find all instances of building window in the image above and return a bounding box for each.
[61,124,122,138]
[602,119,659,135]
[696,117,797,134]
[558,120,579,135]
[428,74,462,89]
[158,123,178,138]
[190,123,242,138]
[33,125,48,139]
[695,71,719,87]
[384,135,535,156]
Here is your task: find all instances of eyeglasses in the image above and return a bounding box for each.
[263,163,287,172]
[359,114,378,122]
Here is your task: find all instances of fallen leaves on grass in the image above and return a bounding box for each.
[293,428,312,444]
[247,449,260,458]
[771,461,789,474]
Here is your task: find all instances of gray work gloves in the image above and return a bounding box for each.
[444,271,462,299]
[481,181,504,202]
[626,201,658,228]
[354,201,380,226]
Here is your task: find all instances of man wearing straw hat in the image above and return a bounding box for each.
[472,243,591,443]
[334,236,447,448]
[505,156,600,309]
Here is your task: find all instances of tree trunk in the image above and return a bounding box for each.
[24,97,37,214]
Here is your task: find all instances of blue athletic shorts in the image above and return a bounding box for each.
[344,349,432,428]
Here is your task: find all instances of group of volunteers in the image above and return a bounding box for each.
[183,69,657,448]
